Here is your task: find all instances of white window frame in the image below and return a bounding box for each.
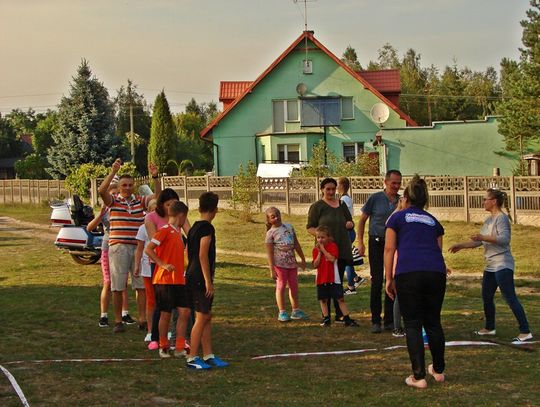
[342,142,364,162]
[278,144,301,163]
[341,96,354,120]
[273,99,300,133]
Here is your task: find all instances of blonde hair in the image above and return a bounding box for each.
[265,206,281,231]
[403,174,429,209]
[487,188,512,222]
[147,199,157,213]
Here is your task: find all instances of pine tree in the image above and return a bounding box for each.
[148,90,177,174]
[341,45,362,71]
[498,0,540,171]
[47,60,122,178]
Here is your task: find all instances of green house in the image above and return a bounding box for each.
[201,31,513,176]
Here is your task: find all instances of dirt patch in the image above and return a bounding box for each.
[0,216,57,242]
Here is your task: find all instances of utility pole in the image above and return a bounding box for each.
[128,82,135,163]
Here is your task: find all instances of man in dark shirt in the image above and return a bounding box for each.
[357,169,402,333]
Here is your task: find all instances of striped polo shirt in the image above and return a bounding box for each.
[109,194,147,245]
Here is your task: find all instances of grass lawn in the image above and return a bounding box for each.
[0,205,539,406]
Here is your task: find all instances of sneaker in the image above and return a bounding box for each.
[159,348,171,359]
[353,276,366,288]
[392,328,406,338]
[278,311,291,322]
[205,356,229,368]
[371,323,382,334]
[290,309,308,320]
[113,322,125,333]
[512,332,533,342]
[147,341,159,350]
[344,287,357,295]
[320,317,331,327]
[344,318,359,327]
[384,323,393,331]
[474,328,496,336]
[138,321,148,331]
[98,316,109,328]
[173,349,187,358]
[144,333,152,342]
[187,357,212,370]
[405,375,428,389]
[122,314,136,325]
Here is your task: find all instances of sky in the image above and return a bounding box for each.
[0,0,531,115]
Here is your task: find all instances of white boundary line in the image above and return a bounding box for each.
[0,364,31,407]
[4,358,153,365]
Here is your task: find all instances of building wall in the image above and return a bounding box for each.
[381,117,514,176]
[212,39,409,175]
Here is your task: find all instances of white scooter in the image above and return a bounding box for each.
[50,196,103,265]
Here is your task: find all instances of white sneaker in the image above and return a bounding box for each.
[513,333,533,342]
[144,333,152,342]
[474,329,496,336]
[159,348,171,359]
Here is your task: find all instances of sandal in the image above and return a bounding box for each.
[428,364,445,383]
[512,333,533,342]
[405,375,428,389]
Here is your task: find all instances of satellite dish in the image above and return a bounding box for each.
[370,103,390,124]
[296,83,308,96]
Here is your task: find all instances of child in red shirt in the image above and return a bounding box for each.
[145,200,190,358]
[312,226,358,327]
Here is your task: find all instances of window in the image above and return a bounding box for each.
[278,144,300,163]
[341,97,354,119]
[342,142,364,162]
[300,97,341,127]
[273,100,300,132]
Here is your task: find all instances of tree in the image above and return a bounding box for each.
[148,90,177,174]
[497,0,540,172]
[377,43,401,69]
[0,114,21,159]
[341,45,362,71]
[47,59,123,178]
[14,154,49,179]
[114,80,152,174]
[5,108,38,135]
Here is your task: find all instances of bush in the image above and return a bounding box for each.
[232,161,258,222]
[15,154,51,179]
[65,162,139,199]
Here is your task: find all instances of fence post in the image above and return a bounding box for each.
[183,176,188,203]
[46,180,50,202]
[90,178,97,207]
[285,177,290,214]
[19,179,22,204]
[257,176,262,211]
[464,176,470,223]
[206,175,210,192]
[36,180,41,205]
[510,175,517,224]
[315,177,320,201]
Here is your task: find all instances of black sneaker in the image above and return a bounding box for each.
[122,314,136,325]
[371,323,382,333]
[320,317,331,327]
[344,287,357,296]
[353,276,367,288]
[98,316,109,328]
[113,322,125,333]
[392,328,406,338]
[344,318,359,327]
[334,316,345,323]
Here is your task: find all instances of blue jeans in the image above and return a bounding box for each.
[481,268,530,333]
[345,229,358,287]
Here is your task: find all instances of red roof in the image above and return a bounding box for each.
[219,81,253,101]
[201,32,416,139]
[357,69,401,93]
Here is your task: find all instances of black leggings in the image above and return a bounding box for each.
[326,259,348,319]
[396,271,446,380]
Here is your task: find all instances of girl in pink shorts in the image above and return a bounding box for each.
[265,207,308,322]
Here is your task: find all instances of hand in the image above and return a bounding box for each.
[345,221,354,230]
[205,282,215,298]
[270,268,277,280]
[357,241,366,256]
[133,266,140,278]
[470,234,483,242]
[112,158,122,174]
[448,244,462,253]
[163,263,175,272]
[298,259,306,271]
[148,162,158,177]
[385,279,396,301]
[446,267,453,275]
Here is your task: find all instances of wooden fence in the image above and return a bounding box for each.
[3,176,540,227]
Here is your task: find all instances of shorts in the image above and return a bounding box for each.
[154,284,189,312]
[109,243,145,291]
[101,249,110,284]
[317,283,344,301]
[187,285,213,314]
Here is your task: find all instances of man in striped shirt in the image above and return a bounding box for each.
[99,158,162,333]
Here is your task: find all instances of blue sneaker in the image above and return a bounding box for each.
[290,309,308,320]
[278,311,290,322]
[205,356,229,368]
[186,357,212,370]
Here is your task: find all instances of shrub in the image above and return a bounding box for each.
[232,161,258,222]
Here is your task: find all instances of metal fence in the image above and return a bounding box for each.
[4,176,540,227]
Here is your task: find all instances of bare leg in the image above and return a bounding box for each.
[121,290,129,312]
[189,311,210,358]
[319,300,329,316]
[113,290,123,323]
[100,282,111,314]
[338,298,350,316]
[175,308,190,349]
[289,289,299,309]
[158,311,172,348]
[201,313,213,356]
[275,287,286,310]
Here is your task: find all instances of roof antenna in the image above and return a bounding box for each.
[294,0,316,72]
